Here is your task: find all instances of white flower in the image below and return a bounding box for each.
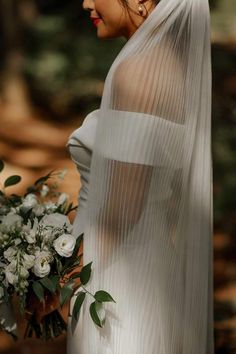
[40,184,49,197]
[21,193,38,212]
[27,245,40,257]
[40,213,71,229]
[14,238,22,246]
[53,234,76,257]
[57,193,69,206]
[5,272,17,285]
[19,267,29,279]
[3,247,17,262]
[5,260,18,285]
[22,219,38,244]
[44,202,57,213]
[25,229,36,244]
[0,206,10,215]
[32,204,45,217]
[41,228,54,242]
[23,254,35,269]
[1,213,23,233]
[5,260,17,285]
[33,252,51,278]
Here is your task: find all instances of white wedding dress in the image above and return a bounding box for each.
[66,109,188,354]
[66,109,159,354]
[65,2,214,352]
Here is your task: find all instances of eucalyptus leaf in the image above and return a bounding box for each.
[94,290,116,303]
[39,277,56,293]
[4,175,21,188]
[72,291,86,321]
[0,160,4,173]
[80,261,92,286]
[60,283,74,307]
[32,282,44,302]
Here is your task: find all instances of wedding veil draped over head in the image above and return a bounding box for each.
[82,0,214,352]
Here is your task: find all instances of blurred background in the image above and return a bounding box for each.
[0,0,235,353]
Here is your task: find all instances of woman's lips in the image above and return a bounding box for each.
[91,17,102,27]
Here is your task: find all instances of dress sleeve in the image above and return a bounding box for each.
[89,109,184,242]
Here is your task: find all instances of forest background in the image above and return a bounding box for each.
[0,0,235,353]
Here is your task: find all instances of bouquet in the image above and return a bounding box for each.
[0,160,115,341]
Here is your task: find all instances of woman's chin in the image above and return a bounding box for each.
[96,27,120,40]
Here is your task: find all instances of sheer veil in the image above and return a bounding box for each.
[82,0,214,352]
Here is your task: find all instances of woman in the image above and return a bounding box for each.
[67,0,214,353]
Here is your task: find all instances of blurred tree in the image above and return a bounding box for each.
[21,0,124,119]
[212,43,236,234]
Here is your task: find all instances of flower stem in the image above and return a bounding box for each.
[81,286,95,299]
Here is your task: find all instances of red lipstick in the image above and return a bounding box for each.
[91,17,102,27]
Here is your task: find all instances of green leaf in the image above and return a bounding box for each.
[49,275,61,291]
[34,171,54,186]
[94,290,116,303]
[59,283,74,307]
[69,272,81,280]
[0,160,4,173]
[9,194,22,204]
[32,281,44,302]
[62,255,82,276]
[72,291,86,321]
[72,234,83,257]
[4,175,21,188]
[39,277,56,294]
[80,261,92,286]
[89,301,106,328]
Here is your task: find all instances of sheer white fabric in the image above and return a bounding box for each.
[67,0,214,353]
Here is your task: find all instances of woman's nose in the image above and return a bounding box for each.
[82,0,94,11]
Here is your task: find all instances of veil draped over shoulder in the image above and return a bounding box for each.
[82,0,214,352]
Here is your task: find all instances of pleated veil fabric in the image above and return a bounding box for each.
[79,0,214,352]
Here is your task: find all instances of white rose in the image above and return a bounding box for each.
[53,234,76,257]
[3,247,17,262]
[40,213,71,229]
[57,193,69,206]
[23,254,35,269]
[1,213,23,232]
[33,252,51,278]
[21,193,38,211]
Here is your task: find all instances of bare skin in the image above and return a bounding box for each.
[82,0,156,39]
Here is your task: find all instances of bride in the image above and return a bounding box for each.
[67,0,214,353]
